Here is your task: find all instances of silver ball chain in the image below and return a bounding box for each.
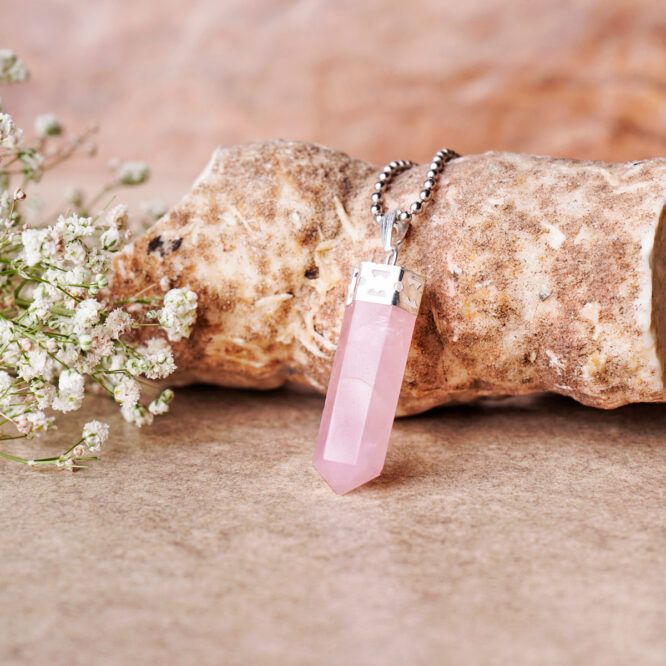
[370,147,459,264]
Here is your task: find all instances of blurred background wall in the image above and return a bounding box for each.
[3,0,666,205]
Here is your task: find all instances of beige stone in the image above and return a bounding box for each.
[110,140,666,414]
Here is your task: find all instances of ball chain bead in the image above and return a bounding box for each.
[371,148,457,225]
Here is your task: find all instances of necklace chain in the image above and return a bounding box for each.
[371,147,459,223]
[370,147,459,264]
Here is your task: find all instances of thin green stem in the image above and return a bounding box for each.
[0,450,29,463]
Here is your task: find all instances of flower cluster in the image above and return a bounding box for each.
[0,49,28,84]
[0,51,197,470]
[153,288,198,341]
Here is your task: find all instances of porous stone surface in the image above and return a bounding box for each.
[110,140,666,415]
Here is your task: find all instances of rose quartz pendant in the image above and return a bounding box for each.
[313,261,424,494]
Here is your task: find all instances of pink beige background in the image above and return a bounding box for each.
[5,0,666,198]
[1,2,665,665]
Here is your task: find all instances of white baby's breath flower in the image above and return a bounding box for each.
[157,288,198,342]
[0,370,13,394]
[30,378,56,409]
[19,149,45,181]
[82,420,109,452]
[84,247,109,274]
[121,402,154,427]
[125,357,148,376]
[113,376,140,408]
[24,299,51,326]
[0,50,28,84]
[90,326,113,357]
[117,161,149,186]
[104,308,132,338]
[0,112,24,150]
[93,273,108,290]
[55,457,74,470]
[0,190,12,218]
[143,347,176,379]
[61,266,92,297]
[78,333,92,351]
[21,228,49,265]
[72,299,103,334]
[15,411,52,437]
[140,336,171,355]
[148,398,169,415]
[105,204,128,229]
[13,414,29,435]
[71,444,85,458]
[1,342,20,367]
[55,342,80,368]
[88,273,109,296]
[148,388,174,415]
[55,213,95,242]
[0,318,16,346]
[106,353,126,372]
[52,368,85,413]
[100,225,120,251]
[34,113,63,138]
[17,348,48,381]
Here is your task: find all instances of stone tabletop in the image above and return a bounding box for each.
[1,387,664,665]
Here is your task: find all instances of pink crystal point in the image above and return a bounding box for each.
[313,294,418,495]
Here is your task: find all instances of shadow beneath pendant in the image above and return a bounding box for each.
[358,391,666,494]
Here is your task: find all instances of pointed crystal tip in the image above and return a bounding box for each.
[312,454,382,495]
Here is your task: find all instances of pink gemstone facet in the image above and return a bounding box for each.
[313,300,417,494]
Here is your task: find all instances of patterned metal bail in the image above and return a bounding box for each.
[379,209,410,265]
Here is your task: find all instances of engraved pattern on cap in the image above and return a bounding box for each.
[347,262,424,314]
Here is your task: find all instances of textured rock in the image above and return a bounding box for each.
[110,140,666,415]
